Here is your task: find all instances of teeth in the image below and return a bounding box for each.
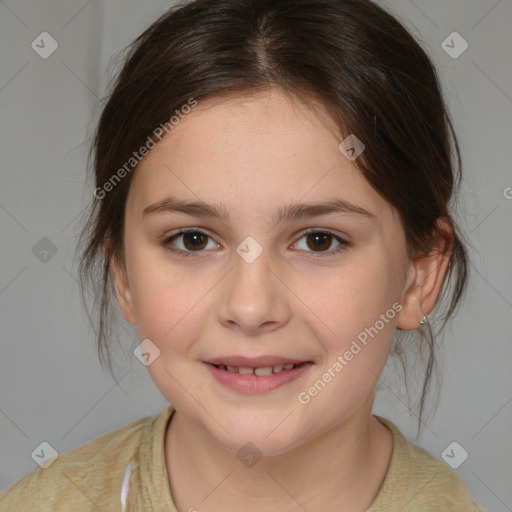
[214,363,300,375]
[254,366,273,376]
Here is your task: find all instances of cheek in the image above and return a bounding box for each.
[293,266,400,419]
[128,263,216,404]
[292,259,402,409]
[125,240,214,354]
[301,260,400,342]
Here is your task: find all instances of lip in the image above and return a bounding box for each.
[204,355,309,367]
[203,360,314,394]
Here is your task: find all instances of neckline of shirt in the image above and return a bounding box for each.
[134,406,403,511]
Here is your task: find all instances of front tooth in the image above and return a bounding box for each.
[238,367,254,375]
[226,365,238,373]
[283,364,294,370]
[255,366,273,376]
[272,365,284,373]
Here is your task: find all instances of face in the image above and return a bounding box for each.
[114,89,420,456]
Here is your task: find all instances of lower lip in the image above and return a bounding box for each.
[203,362,313,394]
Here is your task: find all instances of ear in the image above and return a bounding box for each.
[397,219,453,330]
[108,240,136,325]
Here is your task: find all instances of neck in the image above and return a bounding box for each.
[165,398,392,512]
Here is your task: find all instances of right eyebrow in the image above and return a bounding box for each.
[143,197,230,221]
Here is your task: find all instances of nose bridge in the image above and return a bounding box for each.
[217,239,290,332]
[231,244,276,308]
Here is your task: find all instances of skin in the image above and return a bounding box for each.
[112,88,451,511]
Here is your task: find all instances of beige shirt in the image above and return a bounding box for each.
[0,405,483,511]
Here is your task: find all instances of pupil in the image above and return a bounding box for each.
[307,233,331,251]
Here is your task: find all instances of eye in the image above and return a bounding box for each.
[164,229,220,255]
[163,228,351,258]
[292,230,351,255]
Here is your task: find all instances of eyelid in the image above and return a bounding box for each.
[165,226,216,238]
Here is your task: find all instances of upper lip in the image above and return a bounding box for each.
[204,356,311,367]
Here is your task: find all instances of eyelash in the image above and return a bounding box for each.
[163,228,352,259]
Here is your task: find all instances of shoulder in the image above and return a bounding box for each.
[0,407,171,512]
[370,416,484,511]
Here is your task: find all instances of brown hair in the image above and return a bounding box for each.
[78,0,469,429]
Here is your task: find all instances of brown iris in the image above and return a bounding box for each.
[306,232,332,251]
[182,232,208,251]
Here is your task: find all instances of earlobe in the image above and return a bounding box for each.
[110,253,137,325]
[397,220,453,330]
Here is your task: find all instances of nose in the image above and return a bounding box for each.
[216,247,292,335]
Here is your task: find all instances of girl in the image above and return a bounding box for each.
[0,0,484,510]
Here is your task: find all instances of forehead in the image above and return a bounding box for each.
[127,89,394,225]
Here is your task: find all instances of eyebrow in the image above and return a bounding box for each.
[142,197,375,223]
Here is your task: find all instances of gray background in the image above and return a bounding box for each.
[0,0,511,510]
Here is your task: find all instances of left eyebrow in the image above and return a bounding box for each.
[142,197,375,223]
[272,199,375,224]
